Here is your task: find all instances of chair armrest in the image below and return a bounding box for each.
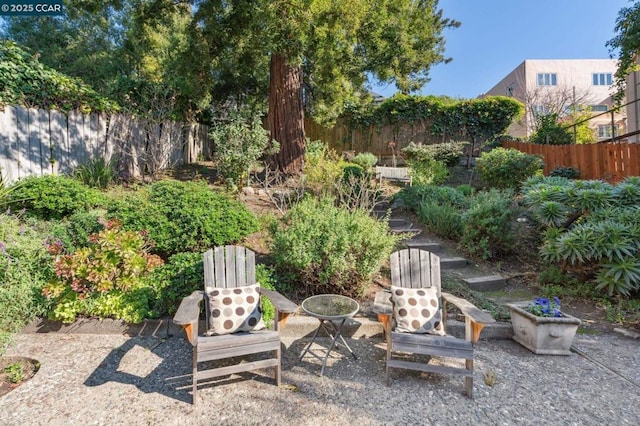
[442,292,495,345]
[172,290,204,346]
[441,292,495,324]
[257,288,299,313]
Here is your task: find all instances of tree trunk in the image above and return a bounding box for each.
[267,53,305,175]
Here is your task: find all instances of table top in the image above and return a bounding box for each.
[301,294,359,320]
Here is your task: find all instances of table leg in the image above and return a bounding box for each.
[299,318,358,377]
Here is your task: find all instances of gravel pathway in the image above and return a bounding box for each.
[1,331,639,425]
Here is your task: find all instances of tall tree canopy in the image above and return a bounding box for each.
[3,0,459,173]
[607,0,640,102]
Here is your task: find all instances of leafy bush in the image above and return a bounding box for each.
[108,180,259,257]
[417,202,463,239]
[459,189,515,260]
[148,251,203,316]
[549,166,580,179]
[210,116,277,190]
[476,148,544,190]
[407,158,449,186]
[49,210,106,251]
[7,175,105,219]
[529,114,573,145]
[42,219,163,323]
[270,197,401,298]
[402,141,468,166]
[73,157,117,189]
[303,142,347,195]
[0,212,54,354]
[394,184,469,211]
[256,264,277,326]
[350,152,378,170]
[0,40,118,112]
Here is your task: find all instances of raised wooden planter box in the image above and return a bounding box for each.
[506,303,581,355]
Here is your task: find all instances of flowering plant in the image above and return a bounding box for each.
[526,297,563,318]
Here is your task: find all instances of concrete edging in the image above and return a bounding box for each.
[22,314,515,341]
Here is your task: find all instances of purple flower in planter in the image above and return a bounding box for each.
[527,297,563,318]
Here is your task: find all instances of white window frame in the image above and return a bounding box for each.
[537,73,557,86]
[597,124,618,138]
[591,104,609,112]
[592,73,613,86]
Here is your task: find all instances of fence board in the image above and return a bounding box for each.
[50,110,67,175]
[504,140,640,182]
[0,107,17,182]
[0,106,210,184]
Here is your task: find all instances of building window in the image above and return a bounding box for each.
[533,105,550,116]
[598,124,618,138]
[592,73,613,86]
[591,104,609,112]
[537,73,557,86]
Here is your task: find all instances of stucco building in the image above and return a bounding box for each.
[484,59,626,141]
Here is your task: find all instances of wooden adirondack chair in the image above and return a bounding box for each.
[373,249,495,398]
[173,246,298,404]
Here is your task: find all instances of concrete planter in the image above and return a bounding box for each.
[506,303,581,355]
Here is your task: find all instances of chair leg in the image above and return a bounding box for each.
[465,359,473,398]
[275,347,281,386]
[385,340,392,386]
[192,348,198,405]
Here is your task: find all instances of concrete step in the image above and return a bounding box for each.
[404,241,443,253]
[440,257,470,269]
[463,275,507,292]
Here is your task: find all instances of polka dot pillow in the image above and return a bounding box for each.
[390,286,445,335]
[206,284,266,335]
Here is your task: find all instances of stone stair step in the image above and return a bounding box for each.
[463,275,507,292]
[440,257,469,269]
[404,241,443,253]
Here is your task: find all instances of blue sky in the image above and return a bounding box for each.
[372,0,631,99]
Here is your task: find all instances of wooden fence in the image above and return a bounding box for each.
[503,140,640,182]
[0,105,211,185]
[305,118,465,163]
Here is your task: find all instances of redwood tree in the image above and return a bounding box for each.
[20,0,460,174]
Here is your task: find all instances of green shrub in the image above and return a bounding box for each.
[549,166,580,179]
[256,264,277,326]
[417,202,463,239]
[108,180,259,257]
[210,116,277,190]
[407,158,449,186]
[459,189,515,260]
[148,252,204,316]
[7,175,105,219]
[394,184,469,211]
[529,114,573,145]
[42,219,163,323]
[476,148,544,190]
[304,143,347,194]
[402,141,468,167]
[523,176,640,296]
[270,197,401,298]
[342,164,364,181]
[0,212,54,354]
[350,152,378,170]
[456,184,474,197]
[73,157,117,189]
[50,210,106,251]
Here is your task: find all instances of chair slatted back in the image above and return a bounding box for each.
[204,246,256,292]
[389,249,441,296]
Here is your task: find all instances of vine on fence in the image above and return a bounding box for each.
[343,94,523,144]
